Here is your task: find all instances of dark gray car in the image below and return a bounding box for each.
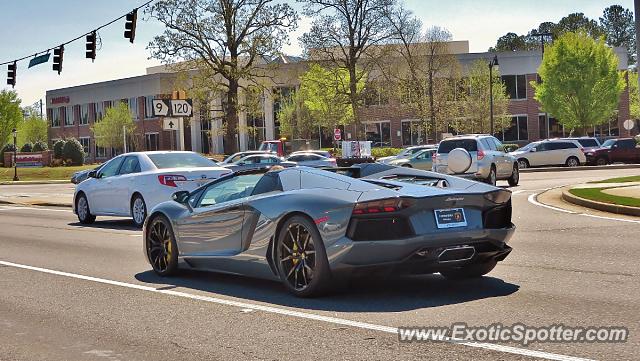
[143,164,514,297]
[223,154,296,172]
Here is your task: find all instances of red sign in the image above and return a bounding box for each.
[51,96,70,104]
[334,128,341,141]
[16,153,43,167]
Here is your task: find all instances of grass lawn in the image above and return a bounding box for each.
[0,165,95,182]
[588,175,640,183]
[569,187,640,208]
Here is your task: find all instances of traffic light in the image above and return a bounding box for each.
[124,9,137,43]
[52,45,64,74]
[86,31,96,61]
[7,62,16,87]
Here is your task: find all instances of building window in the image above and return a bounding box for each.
[79,137,91,155]
[79,104,89,125]
[246,90,266,150]
[401,119,426,146]
[64,106,74,126]
[548,117,565,138]
[144,96,155,118]
[497,115,528,142]
[95,102,105,122]
[364,121,391,146]
[363,86,389,106]
[50,108,60,127]
[128,97,138,120]
[96,145,107,158]
[200,119,211,154]
[145,133,159,151]
[501,75,526,100]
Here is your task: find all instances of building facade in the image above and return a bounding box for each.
[46,42,633,162]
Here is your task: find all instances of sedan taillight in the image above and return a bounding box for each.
[352,198,412,215]
[158,175,187,187]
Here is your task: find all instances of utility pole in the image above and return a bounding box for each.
[635,0,640,131]
[532,32,552,139]
[39,99,43,118]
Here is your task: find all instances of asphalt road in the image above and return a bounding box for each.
[0,168,639,360]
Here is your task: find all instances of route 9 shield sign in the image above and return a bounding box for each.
[152,99,193,117]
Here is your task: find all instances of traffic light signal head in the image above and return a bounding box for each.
[86,32,96,61]
[7,62,16,87]
[52,45,64,74]
[124,9,138,43]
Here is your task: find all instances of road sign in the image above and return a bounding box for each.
[170,99,193,117]
[152,99,170,116]
[333,128,341,141]
[163,118,180,131]
[152,99,193,117]
[623,119,635,130]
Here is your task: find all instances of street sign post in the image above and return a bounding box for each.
[623,119,635,136]
[152,99,193,117]
[163,118,180,131]
[152,99,170,116]
[333,128,341,141]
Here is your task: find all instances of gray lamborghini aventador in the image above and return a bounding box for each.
[143,163,514,297]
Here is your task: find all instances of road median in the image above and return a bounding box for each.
[561,180,640,217]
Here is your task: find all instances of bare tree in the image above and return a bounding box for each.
[147,0,298,153]
[300,0,399,140]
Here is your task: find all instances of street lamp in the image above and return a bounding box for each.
[488,55,499,135]
[12,128,19,181]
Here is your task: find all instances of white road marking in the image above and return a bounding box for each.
[0,260,593,361]
[527,191,640,224]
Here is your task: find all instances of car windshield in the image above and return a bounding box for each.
[148,153,217,169]
[438,139,477,153]
[601,139,616,148]
[517,142,540,151]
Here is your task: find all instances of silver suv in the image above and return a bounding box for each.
[432,135,519,186]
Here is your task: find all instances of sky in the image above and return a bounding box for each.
[0,0,635,107]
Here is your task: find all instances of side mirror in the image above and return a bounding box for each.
[88,170,98,178]
[172,190,191,205]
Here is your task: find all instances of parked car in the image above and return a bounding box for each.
[223,154,296,172]
[144,164,514,297]
[71,164,103,184]
[289,150,333,159]
[554,137,601,148]
[377,145,436,164]
[285,152,337,167]
[221,150,271,164]
[388,148,437,170]
[509,139,586,168]
[584,137,640,165]
[73,151,231,227]
[432,135,519,186]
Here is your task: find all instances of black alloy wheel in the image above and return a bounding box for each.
[146,216,178,276]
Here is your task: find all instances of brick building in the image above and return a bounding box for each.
[46,41,633,162]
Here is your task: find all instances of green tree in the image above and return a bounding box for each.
[0,90,22,148]
[301,0,399,140]
[455,60,510,134]
[147,0,298,154]
[554,13,604,39]
[600,5,636,63]
[17,115,48,146]
[533,31,625,135]
[91,102,135,151]
[628,71,640,120]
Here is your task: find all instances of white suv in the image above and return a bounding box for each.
[509,140,586,168]
[432,135,519,186]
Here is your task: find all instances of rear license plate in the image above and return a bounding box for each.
[434,208,467,229]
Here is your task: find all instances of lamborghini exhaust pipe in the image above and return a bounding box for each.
[437,246,475,263]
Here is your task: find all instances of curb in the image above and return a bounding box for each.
[0,180,70,185]
[520,164,639,173]
[0,199,72,208]
[561,189,640,217]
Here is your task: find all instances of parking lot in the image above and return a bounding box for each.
[0,167,638,360]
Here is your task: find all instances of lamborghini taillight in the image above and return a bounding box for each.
[352,198,412,215]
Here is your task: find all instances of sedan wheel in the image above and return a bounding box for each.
[76,194,96,224]
[566,157,579,167]
[517,159,529,169]
[507,164,519,187]
[485,166,496,186]
[596,157,608,166]
[146,216,178,276]
[131,195,147,228]
[276,216,330,297]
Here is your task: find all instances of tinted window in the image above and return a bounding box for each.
[259,157,278,164]
[602,139,616,147]
[535,143,548,151]
[619,139,636,149]
[251,173,283,195]
[438,139,478,153]
[480,138,494,150]
[576,139,598,147]
[198,174,263,207]
[99,157,124,178]
[119,156,141,175]
[148,153,216,169]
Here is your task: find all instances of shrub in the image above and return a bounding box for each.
[1,143,16,164]
[53,139,66,159]
[20,142,33,152]
[62,138,85,166]
[372,147,403,158]
[502,144,520,153]
[51,158,63,167]
[33,141,48,152]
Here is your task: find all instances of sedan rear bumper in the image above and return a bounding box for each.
[326,224,515,275]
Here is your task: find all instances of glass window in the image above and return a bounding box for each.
[64,106,74,126]
[401,120,425,146]
[501,75,526,99]
[259,157,278,164]
[548,117,565,138]
[119,156,141,175]
[145,96,155,118]
[252,173,283,195]
[365,121,391,146]
[80,104,89,125]
[50,108,60,127]
[538,115,548,139]
[96,145,107,158]
[128,97,138,120]
[95,102,105,122]
[576,139,598,147]
[499,115,528,141]
[516,75,526,99]
[98,157,124,178]
[79,137,91,155]
[145,133,159,151]
[147,152,216,169]
[438,139,478,153]
[198,174,263,207]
